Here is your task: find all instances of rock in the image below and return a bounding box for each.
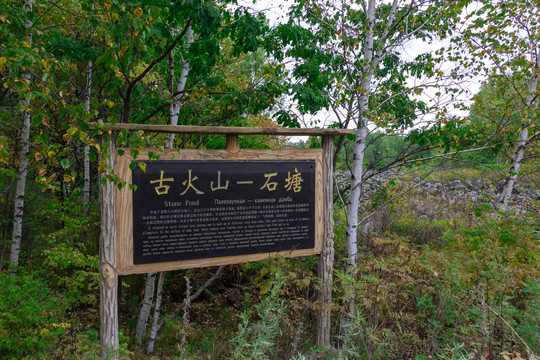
[227,287,242,306]
[333,170,537,214]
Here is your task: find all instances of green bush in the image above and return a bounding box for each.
[516,280,540,354]
[423,217,539,356]
[36,200,100,307]
[230,271,288,359]
[42,243,99,307]
[0,272,67,359]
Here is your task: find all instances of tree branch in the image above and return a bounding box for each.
[156,266,225,334]
[129,20,192,90]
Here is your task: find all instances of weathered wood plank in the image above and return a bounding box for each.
[90,123,355,136]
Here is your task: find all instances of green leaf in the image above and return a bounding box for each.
[60,158,72,169]
[89,151,97,162]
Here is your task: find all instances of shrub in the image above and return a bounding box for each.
[230,271,288,359]
[423,217,539,356]
[34,200,100,308]
[0,272,67,359]
[42,243,99,307]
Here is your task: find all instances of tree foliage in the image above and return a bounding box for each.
[0,0,539,357]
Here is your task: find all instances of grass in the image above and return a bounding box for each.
[5,167,539,360]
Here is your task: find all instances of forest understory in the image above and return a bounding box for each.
[2,166,538,360]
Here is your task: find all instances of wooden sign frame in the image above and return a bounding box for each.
[115,148,324,275]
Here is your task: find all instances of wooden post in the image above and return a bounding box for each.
[317,135,335,348]
[225,134,240,153]
[99,137,119,358]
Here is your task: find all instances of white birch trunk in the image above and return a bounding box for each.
[341,0,400,328]
[340,0,376,331]
[99,138,119,359]
[135,272,157,343]
[84,60,92,213]
[498,127,528,207]
[9,0,33,275]
[147,271,165,354]
[344,0,376,275]
[344,0,399,273]
[345,116,368,268]
[166,26,193,148]
[498,68,538,207]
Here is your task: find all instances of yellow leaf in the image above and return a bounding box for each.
[134,7,143,17]
[41,59,51,70]
[67,127,77,136]
[47,151,56,158]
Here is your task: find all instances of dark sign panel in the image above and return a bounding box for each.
[132,161,316,264]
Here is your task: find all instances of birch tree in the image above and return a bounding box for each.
[83,59,92,213]
[452,0,539,208]
[8,0,33,275]
[274,0,463,274]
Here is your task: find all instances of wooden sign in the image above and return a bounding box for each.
[116,148,324,275]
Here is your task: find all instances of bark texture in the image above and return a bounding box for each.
[135,272,157,343]
[498,65,538,207]
[342,0,399,328]
[166,26,193,148]
[147,271,165,354]
[9,0,33,275]
[84,60,92,213]
[99,139,119,358]
[345,0,376,274]
[345,0,399,273]
[316,136,335,348]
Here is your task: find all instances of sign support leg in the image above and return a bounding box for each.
[99,136,119,358]
[225,134,240,153]
[317,135,335,348]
